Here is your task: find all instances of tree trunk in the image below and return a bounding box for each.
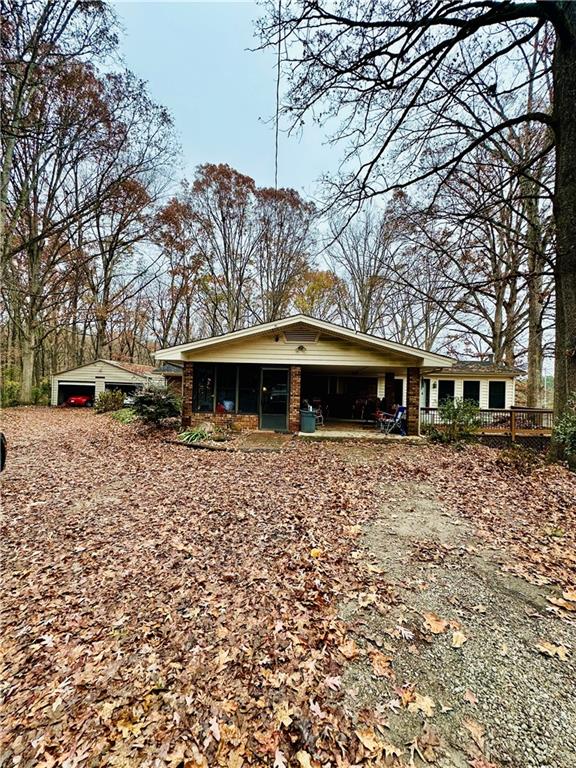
[552,10,576,419]
[20,334,35,403]
[521,178,545,408]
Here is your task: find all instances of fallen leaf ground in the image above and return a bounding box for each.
[1,408,575,768]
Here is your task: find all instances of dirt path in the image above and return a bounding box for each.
[339,480,576,767]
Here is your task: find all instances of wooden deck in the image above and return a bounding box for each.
[420,407,553,438]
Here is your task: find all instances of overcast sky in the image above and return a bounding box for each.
[113,1,337,198]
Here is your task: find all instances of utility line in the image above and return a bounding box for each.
[274,0,281,191]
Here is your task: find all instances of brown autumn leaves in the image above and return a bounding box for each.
[1,408,574,767]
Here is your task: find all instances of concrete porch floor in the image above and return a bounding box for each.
[298,429,424,443]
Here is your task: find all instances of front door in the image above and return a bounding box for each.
[260,368,289,430]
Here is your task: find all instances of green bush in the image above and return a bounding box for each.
[178,426,209,444]
[31,378,50,405]
[427,398,481,444]
[553,394,576,460]
[111,407,138,424]
[94,389,125,413]
[1,380,20,407]
[131,385,181,424]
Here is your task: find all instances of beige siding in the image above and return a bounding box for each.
[183,334,418,368]
[428,375,515,409]
[51,361,162,405]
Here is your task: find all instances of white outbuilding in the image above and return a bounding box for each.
[50,359,164,406]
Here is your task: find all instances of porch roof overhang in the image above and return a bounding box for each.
[154,315,454,370]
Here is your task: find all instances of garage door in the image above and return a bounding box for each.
[57,382,96,405]
[104,382,142,395]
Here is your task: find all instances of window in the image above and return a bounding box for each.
[216,364,237,412]
[194,364,261,414]
[488,381,506,409]
[438,380,455,403]
[192,364,215,412]
[238,365,259,413]
[463,380,480,406]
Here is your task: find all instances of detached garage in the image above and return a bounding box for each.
[51,359,164,406]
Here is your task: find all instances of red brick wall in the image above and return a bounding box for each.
[182,362,299,433]
[182,362,194,426]
[289,365,301,433]
[187,412,259,431]
[406,367,421,436]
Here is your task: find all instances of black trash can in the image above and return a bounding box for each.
[300,409,316,433]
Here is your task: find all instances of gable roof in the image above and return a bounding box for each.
[102,359,157,376]
[153,362,183,375]
[154,314,453,368]
[53,358,158,379]
[449,360,525,376]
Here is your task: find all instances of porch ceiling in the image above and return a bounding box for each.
[301,364,403,376]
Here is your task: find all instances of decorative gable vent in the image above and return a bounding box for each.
[283,326,319,343]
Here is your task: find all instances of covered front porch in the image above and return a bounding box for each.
[155,315,454,436]
[179,362,424,436]
[299,366,415,433]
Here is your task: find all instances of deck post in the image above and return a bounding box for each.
[511,409,517,442]
[288,365,301,433]
[406,367,421,436]
[182,361,194,427]
[384,371,396,412]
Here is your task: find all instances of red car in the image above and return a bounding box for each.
[63,394,93,407]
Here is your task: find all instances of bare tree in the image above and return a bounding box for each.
[188,164,260,334]
[261,0,576,418]
[2,51,174,398]
[252,187,315,322]
[149,194,202,347]
[328,210,396,334]
[1,0,117,262]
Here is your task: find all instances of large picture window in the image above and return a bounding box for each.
[463,380,480,406]
[192,364,215,412]
[238,365,260,413]
[438,380,455,404]
[193,364,260,414]
[488,381,506,409]
[216,364,237,412]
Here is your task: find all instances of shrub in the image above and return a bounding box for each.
[94,389,125,413]
[178,426,209,444]
[31,378,50,405]
[553,394,576,461]
[111,407,138,424]
[1,380,20,407]
[428,398,481,444]
[131,385,181,424]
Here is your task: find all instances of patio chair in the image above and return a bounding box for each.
[314,406,324,427]
[379,406,407,436]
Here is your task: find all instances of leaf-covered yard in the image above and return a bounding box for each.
[1,408,575,768]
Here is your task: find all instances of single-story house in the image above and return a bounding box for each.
[154,315,455,435]
[50,359,164,406]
